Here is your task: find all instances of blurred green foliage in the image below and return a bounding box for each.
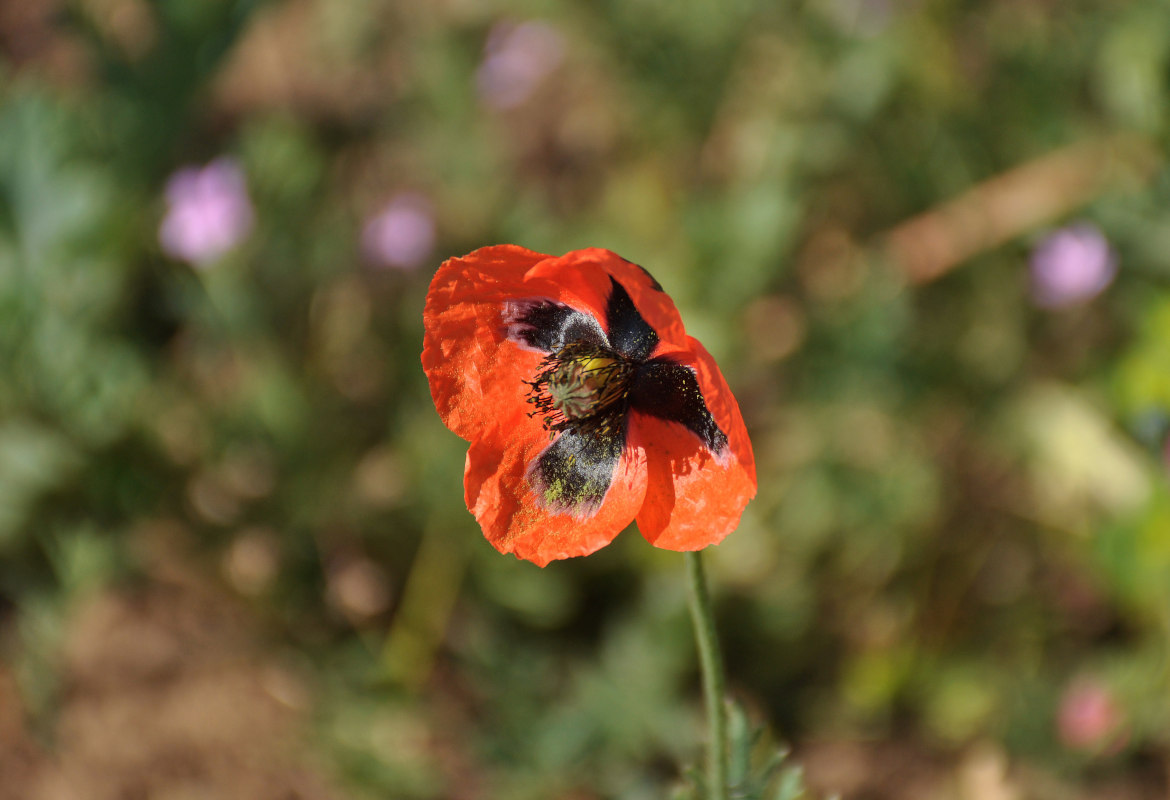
[3,0,1170,797]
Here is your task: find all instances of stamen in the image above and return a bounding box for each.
[525,343,633,436]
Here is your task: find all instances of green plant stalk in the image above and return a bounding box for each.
[685,549,729,800]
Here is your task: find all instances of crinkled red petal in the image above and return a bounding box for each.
[465,422,648,567]
[524,248,688,350]
[631,338,756,551]
[422,245,549,441]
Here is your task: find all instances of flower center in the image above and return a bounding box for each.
[526,343,633,435]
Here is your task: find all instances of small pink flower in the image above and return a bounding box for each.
[361,193,435,271]
[159,158,254,266]
[1057,677,1126,751]
[476,21,565,110]
[1030,223,1118,309]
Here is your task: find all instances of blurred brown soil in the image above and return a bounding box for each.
[0,565,343,800]
[0,534,1162,800]
[3,563,1166,800]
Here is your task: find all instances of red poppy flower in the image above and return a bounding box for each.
[422,245,756,566]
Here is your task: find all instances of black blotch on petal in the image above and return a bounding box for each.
[635,264,664,292]
[530,427,625,515]
[605,278,658,361]
[504,299,607,353]
[629,358,728,454]
[617,256,664,292]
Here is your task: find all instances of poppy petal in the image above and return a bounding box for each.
[604,277,659,360]
[464,419,648,566]
[503,297,607,353]
[422,245,553,442]
[628,357,727,454]
[529,427,625,514]
[631,339,756,551]
[524,248,688,350]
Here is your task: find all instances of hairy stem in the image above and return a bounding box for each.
[685,549,729,800]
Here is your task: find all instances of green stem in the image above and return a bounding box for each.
[685,549,729,800]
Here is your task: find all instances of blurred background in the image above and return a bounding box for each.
[2,0,1170,798]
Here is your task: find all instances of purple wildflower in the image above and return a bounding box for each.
[476,21,565,110]
[361,193,435,271]
[1057,677,1126,752]
[159,158,254,267]
[1030,223,1118,309]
